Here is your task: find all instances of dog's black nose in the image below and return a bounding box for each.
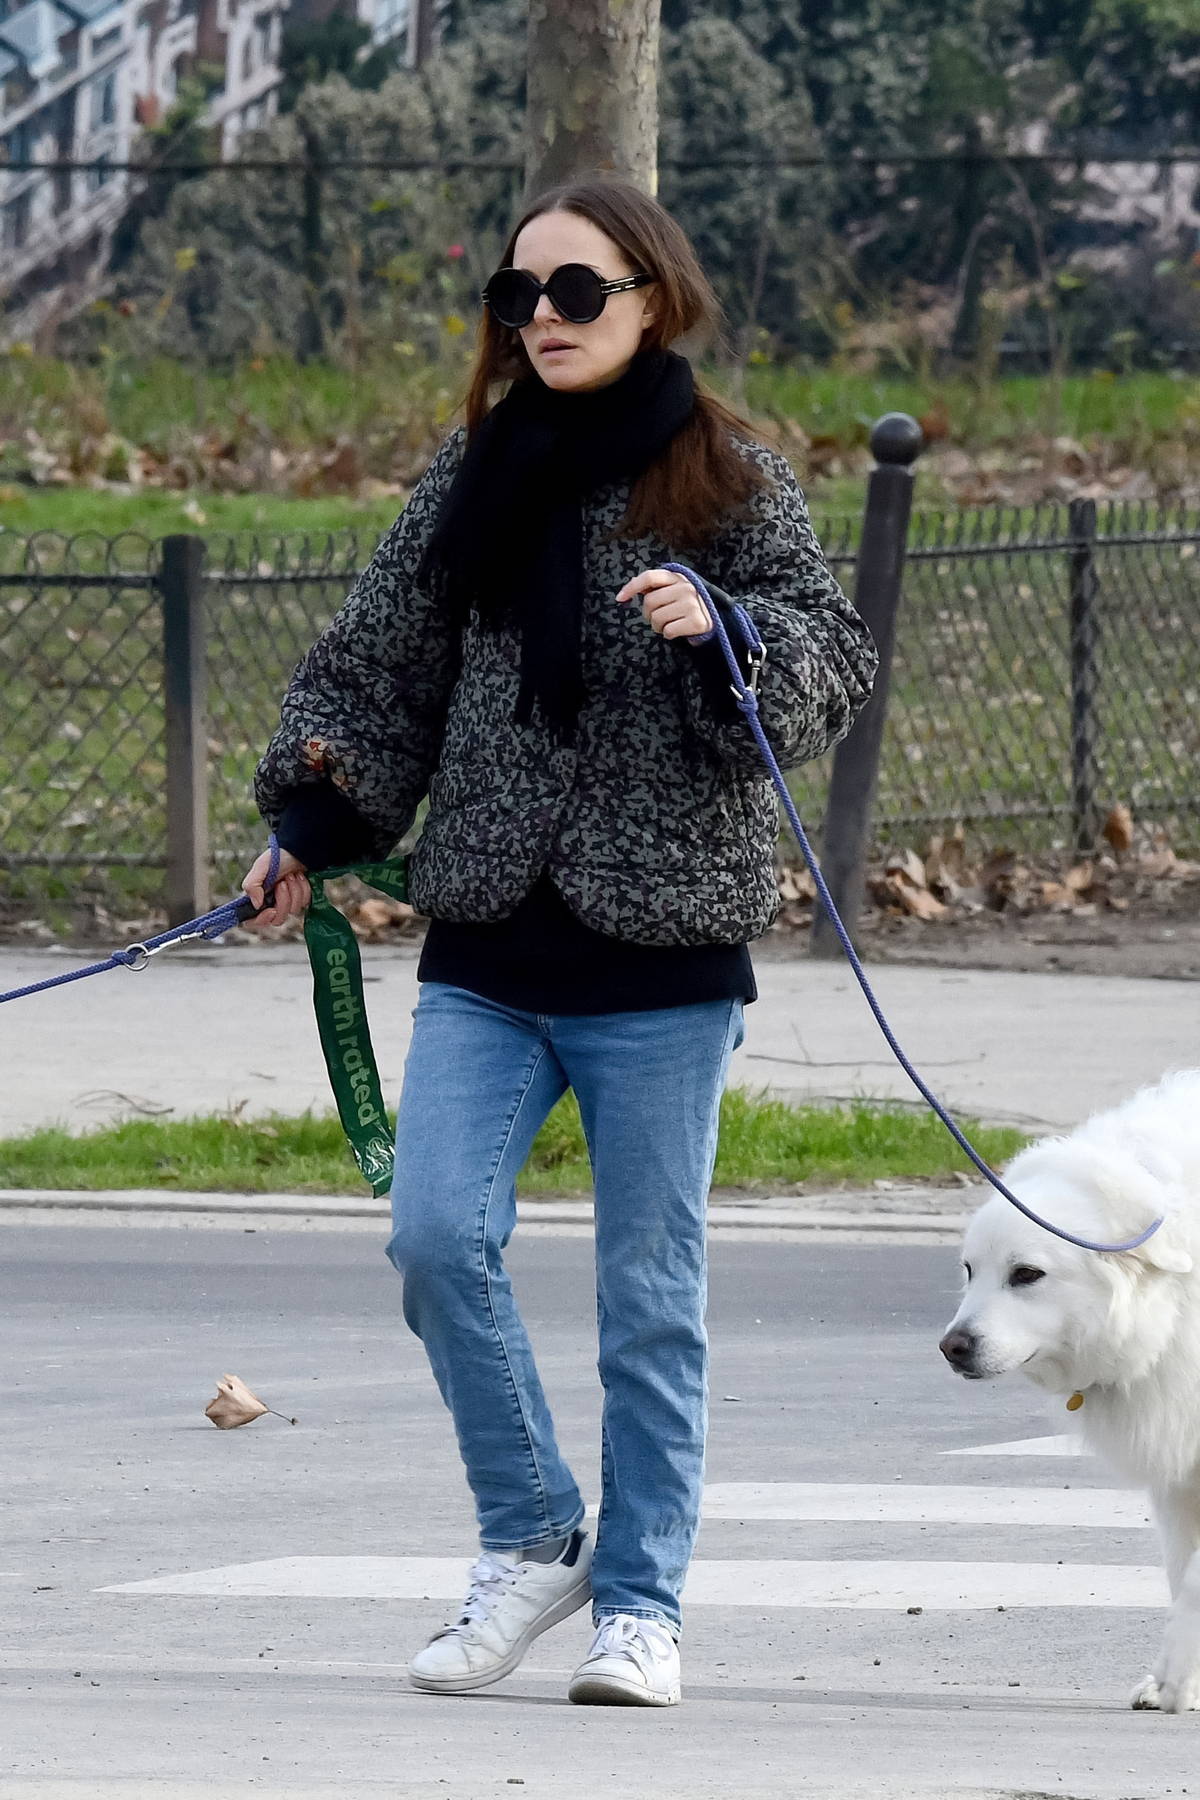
[939,1327,976,1369]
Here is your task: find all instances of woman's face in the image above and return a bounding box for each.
[508,209,658,393]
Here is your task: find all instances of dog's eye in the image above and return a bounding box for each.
[962,1262,972,1282]
[1009,1265,1046,1287]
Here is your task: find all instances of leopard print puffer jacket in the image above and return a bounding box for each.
[254,426,877,946]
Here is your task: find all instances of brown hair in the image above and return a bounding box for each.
[462,176,774,554]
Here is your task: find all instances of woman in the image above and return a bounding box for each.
[244,176,876,1707]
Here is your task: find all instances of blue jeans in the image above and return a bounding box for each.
[385,982,745,1633]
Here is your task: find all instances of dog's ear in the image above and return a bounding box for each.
[1080,1144,1193,1276]
[1127,1142,1184,1190]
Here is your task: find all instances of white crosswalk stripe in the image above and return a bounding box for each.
[100,1466,1160,1612]
[100,1554,1165,1609]
[946,1434,1083,1457]
[701,1482,1147,1527]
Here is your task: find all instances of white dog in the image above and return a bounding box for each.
[939,1069,1200,1712]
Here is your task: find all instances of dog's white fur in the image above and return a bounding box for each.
[941,1069,1200,1712]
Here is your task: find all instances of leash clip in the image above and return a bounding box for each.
[121,929,206,970]
[731,644,767,702]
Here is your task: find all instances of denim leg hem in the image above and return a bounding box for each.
[481,1504,587,1554]
[592,1604,680,1639]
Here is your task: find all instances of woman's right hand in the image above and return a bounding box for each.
[240,845,311,929]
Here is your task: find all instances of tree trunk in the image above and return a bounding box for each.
[525,0,661,202]
[948,120,986,361]
[406,0,437,71]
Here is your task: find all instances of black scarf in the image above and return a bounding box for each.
[418,347,696,741]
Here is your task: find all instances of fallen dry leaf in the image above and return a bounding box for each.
[888,877,947,921]
[770,818,1198,937]
[348,896,415,934]
[871,861,948,919]
[925,828,969,897]
[1103,804,1134,854]
[1138,847,1178,879]
[355,898,396,928]
[777,864,816,904]
[205,1374,296,1430]
[885,847,927,889]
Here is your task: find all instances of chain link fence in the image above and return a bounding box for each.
[202,531,378,889]
[0,534,166,906]
[0,527,368,929]
[790,500,1200,860]
[2,495,1198,935]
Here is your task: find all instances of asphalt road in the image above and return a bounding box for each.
[1,1223,1195,1799]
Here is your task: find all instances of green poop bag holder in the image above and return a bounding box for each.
[302,857,411,1196]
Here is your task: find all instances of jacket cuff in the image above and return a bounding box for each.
[275,779,378,871]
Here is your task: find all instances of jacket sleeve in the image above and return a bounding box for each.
[253,428,466,859]
[673,442,878,772]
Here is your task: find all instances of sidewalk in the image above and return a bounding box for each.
[2,940,1195,1140]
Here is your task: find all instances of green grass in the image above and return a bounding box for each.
[7,349,1197,449]
[4,348,1197,495]
[0,1091,1028,1196]
[0,478,870,544]
[0,484,405,541]
[0,350,464,458]
[741,365,1200,449]
[4,352,1196,539]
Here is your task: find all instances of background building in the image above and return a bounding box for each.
[1,0,132,332]
[0,0,424,338]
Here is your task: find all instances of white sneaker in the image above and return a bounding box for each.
[568,1613,681,1706]
[407,1529,591,1694]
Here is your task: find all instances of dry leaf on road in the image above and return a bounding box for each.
[205,1374,296,1430]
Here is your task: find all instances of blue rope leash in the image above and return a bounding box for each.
[0,838,280,1004]
[662,561,1164,1258]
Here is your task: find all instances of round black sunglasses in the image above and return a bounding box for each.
[481,263,653,329]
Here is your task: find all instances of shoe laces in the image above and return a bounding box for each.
[591,1613,675,1665]
[438,1551,522,1637]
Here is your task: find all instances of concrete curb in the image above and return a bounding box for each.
[0,1185,974,1242]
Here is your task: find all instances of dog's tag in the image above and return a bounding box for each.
[1066,1391,1085,1411]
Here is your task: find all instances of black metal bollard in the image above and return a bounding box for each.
[809,413,924,958]
[161,534,210,927]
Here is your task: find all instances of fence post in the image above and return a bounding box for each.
[1068,496,1099,851]
[161,534,210,927]
[809,413,924,958]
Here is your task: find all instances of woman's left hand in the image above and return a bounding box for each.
[616,569,711,640]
